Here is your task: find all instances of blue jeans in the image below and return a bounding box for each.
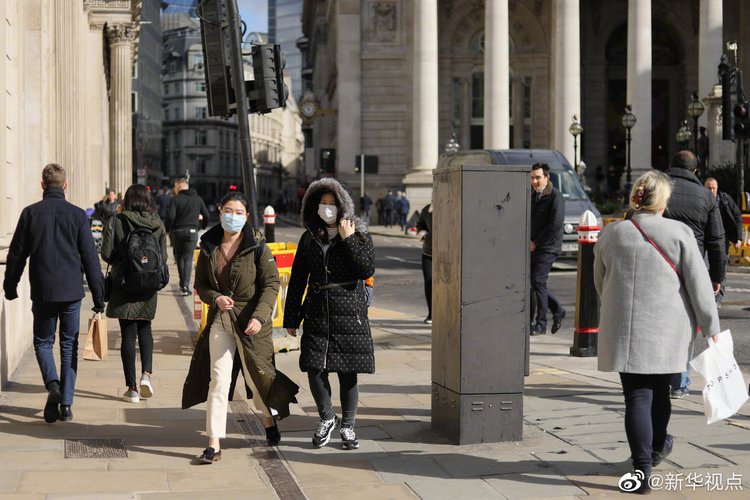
[671,371,691,392]
[531,251,563,329]
[32,300,82,405]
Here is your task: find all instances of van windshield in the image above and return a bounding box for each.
[550,170,589,200]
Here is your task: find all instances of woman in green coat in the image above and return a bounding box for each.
[182,191,299,464]
[101,184,167,404]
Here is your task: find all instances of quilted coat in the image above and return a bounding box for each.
[283,178,376,373]
[181,223,299,417]
[101,211,167,320]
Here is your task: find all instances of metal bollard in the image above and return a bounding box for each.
[263,205,276,243]
[570,210,600,357]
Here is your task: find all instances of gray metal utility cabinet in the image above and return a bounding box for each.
[432,157,530,445]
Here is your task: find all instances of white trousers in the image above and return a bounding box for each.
[206,313,271,439]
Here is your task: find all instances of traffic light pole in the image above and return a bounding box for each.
[226,0,261,229]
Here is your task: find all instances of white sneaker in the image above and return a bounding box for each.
[139,375,154,399]
[122,389,140,403]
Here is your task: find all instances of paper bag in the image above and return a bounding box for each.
[83,313,108,361]
[689,330,749,424]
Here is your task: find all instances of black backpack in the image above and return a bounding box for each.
[120,218,169,294]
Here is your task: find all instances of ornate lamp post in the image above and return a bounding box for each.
[444,132,460,153]
[687,91,705,155]
[675,119,692,149]
[569,115,583,171]
[622,105,637,196]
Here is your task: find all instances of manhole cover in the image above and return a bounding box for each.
[65,438,128,459]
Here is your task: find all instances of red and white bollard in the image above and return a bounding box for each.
[264,205,276,243]
[570,210,600,357]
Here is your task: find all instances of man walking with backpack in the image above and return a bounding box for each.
[3,163,105,423]
[166,178,210,296]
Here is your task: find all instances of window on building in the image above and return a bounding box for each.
[175,131,182,147]
[192,54,204,70]
[163,84,169,95]
[195,107,207,119]
[196,82,206,92]
[168,59,179,74]
[196,157,206,174]
[523,76,532,148]
[195,129,207,145]
[471,72,484,120]
[175,107,181,120]
[131,92,138,113]
[164,107,170,121]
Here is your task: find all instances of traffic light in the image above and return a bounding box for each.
[229,184,238,191]
[248,44,289,114]
[197,0,233,117]
[320,149,336,175]
[734,101,750,139]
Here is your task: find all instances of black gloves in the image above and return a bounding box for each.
[4,289,18,301]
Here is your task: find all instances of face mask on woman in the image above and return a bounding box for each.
[318,204,338,225]
[221,212,247,233]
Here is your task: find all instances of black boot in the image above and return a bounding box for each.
[44,381,61,423]
[265,424,281,446]
[59,405,73,422]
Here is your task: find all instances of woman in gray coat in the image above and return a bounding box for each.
[594,170,720,493]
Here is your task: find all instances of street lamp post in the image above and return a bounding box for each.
[569,115,583,172]
[687,91,705,153]
[622,105,637,197]
[444,132,460,153]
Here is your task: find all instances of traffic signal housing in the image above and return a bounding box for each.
[197,0,233,117]
[735,101,750,140]
[248,44,289,114]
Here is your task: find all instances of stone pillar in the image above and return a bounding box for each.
[483,0,509,149]
[336,0,360,181]
[107,24,135,197]
[699,0,722,127]
[627,0,652,173]
[551,0,581,166]
[404,0,438,211]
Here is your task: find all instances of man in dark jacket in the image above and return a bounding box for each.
[166,178,210,296]
[383,191,396,228]
[705,177,743,306]
[3,163,105,424]
[416,203,433,324]
[156,187,172,222]
[665,150,726,398]
[530,163,566,336]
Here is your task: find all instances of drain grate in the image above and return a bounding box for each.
[65,438,128,459]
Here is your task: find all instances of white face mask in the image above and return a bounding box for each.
[318,204,338,224]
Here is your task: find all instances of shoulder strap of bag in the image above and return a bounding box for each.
[630,219,682,282]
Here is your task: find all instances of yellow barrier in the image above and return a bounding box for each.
[729,215,750,265]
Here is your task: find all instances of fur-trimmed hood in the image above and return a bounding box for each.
[301,178,368,241]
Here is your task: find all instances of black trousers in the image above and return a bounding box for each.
[171,228,199,290]
[422,253,432,318]
[530,251,562,329]
[307,369,359,428]
[118,319,153,387]
[619,372,673,476]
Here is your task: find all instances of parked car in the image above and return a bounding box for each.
[437,149,602,257]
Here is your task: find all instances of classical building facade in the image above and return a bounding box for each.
[300,0,750,212]
[0,0,140,389]
[162,15,304,206]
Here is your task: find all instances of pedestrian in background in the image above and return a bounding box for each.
[529,162,566,335]
[183,191,298,463]
[3,163,105,423]
[664,150,725,399]
[156,187,172,223]
[594,170,720,494]
[416,202,432,324]
[383,191,396,228]
[397,192,410,233]
[94,189,119,224]
[375,196,385,225]
[101,184,167,404]
[360,192,373,223]
[166,178,210,296]
[704,177,743,307]
[284,178,376,450]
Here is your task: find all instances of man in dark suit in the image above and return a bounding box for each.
[704,177,742,306]
[3,163,105,423]
[530,163,566,336]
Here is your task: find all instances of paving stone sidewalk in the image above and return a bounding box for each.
[2,273,750,498]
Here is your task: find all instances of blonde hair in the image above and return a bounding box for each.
[42,163,66,187]
[629,170,672,212]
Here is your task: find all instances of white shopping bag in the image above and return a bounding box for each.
[689,330,749,424]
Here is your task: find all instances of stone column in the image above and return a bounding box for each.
[627,0,652,172]
[336,0,360,183]
[404,0,438,210]
[699,0,722,126]
[483,0,509,149]
[551,0,581,166]
[107,23,135,197]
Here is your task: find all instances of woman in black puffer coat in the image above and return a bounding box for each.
[284,178,375,450]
